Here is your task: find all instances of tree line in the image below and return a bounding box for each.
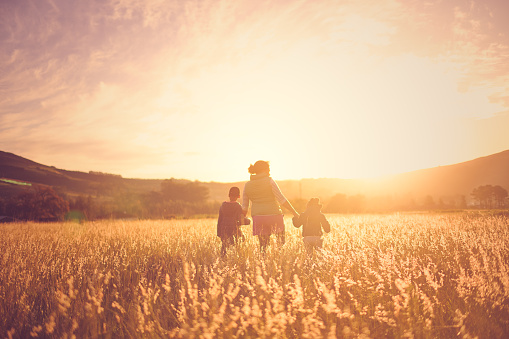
[1,182,507,222]
[470,185,508,209]
[0,179,215,222]
[313,185,507,213]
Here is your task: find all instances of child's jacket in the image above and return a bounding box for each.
[293,208,330,237]
[217,201,243,238]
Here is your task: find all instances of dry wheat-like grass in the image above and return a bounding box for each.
[1,213,508,338]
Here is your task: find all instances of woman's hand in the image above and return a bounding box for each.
[282,201,299,217]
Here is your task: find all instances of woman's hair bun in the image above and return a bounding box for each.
[248,160,270,174]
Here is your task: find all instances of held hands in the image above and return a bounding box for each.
[292,215,301,228]
[282,201,299,218]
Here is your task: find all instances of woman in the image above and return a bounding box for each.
[242,160,299,249]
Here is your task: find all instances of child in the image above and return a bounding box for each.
[292,198,331,253]
[217,187,250,255]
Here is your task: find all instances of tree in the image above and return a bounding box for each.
[0,197,5,215]
[472,185,493,208]
[69,195,96,220]
[325,193,367,213]
[142,191,165,219]
[471,185,508,209]
[8,185,69,221]
[347,194,366,213]
[325,193,348,213]
[472,186,489,208]
[492,185,508,208]
[161,179,209,203]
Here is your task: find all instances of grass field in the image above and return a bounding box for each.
[1,213,508,338]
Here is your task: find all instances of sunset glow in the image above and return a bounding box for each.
[1,0,508,182]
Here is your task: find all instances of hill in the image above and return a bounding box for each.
[368,150,509,198]
[0,151,164,199]
[273,150,509,204]
[2,149,509,206]
[213,150,509,205]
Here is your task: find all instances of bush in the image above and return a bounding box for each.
[6,185,69,221]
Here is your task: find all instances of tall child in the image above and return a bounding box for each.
[217,187,249,255]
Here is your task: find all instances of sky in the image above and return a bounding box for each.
[1,0,509,182]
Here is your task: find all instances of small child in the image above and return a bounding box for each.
[217,187,250,255]
[292,198,331,253]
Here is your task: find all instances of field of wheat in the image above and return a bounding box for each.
[1,213,508,338]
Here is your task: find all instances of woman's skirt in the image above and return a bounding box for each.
[252,214,285,236]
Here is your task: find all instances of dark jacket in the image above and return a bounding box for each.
[217,201,243,238]
[293,207,330,237]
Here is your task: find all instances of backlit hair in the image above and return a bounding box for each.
[248,160,270,175]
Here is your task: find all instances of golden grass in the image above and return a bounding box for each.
[1,213,508,338]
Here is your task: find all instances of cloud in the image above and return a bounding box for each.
[1,0,508,181]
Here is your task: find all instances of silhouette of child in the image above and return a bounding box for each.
[217,187,250,255]
[292,198,331,253]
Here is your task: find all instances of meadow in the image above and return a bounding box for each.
[1,213,508,338]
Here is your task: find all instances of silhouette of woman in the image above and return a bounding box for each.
[242,160,299,249]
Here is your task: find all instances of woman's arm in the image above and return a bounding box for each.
[242,184,249,215]
[270,178,299,217]
[282,200,299,217]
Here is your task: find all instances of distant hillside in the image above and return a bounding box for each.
[273,150,509,202]
[0,151,165,199]
[2,149,509,205]
[208,150,509,204]
[368,150,509,198]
